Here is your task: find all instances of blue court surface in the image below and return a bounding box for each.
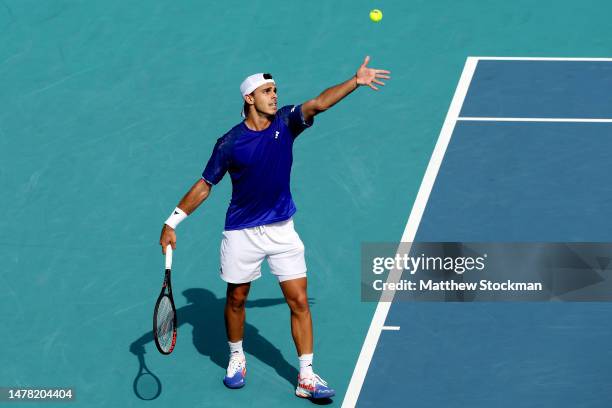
[348,58,612,407]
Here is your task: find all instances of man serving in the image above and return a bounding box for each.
[159,56,390,399]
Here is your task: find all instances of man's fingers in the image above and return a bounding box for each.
[362,55,370,67]
[373,79,385,86]
[160,238,176,254]
[375,69,391,74]
[161,242,176,254]
[368,83,379,91]
[376,74,391,79]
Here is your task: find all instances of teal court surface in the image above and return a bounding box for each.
[3,1,612,407]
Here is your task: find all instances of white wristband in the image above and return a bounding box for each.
[165,207,188,229]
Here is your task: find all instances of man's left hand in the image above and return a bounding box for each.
[356,56,391,90]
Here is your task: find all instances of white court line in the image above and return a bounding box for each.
[474,56,612,62]
[340,56,479,408]
[459,117,612,123]
[382,326,401,331]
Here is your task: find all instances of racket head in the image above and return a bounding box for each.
[153,270,177,355]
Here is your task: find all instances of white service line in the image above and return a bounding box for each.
[341,56,479,408]
[459,117,612,123]
[474,56,612,62]
[382,326,401,331]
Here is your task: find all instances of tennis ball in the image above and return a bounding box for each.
[369,9,383,23]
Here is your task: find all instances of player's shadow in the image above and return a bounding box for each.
[130,288,301,400]
[179,287,299,382]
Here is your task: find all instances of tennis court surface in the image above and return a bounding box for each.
[348,57,612,407]
[3,1,612,407]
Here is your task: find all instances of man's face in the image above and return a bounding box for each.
[246,83,277,117]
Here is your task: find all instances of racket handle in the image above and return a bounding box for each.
[165,245,173,270]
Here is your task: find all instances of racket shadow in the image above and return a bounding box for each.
[129,343,162,400]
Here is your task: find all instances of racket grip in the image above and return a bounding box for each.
[165,245,173,269]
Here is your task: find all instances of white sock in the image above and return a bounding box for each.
[228,340,244,358]
[299,353,313,377]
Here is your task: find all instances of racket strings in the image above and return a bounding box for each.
[156,297,175,350]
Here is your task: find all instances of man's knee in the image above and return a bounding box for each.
[288,292,309,314]
[226,284,249,310]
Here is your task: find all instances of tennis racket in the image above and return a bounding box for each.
[153,245,177,355]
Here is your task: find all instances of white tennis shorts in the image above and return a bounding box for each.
[220,218,307,284]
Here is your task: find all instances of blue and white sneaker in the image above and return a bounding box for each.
[295,373,335,399]
[223,354,246,389]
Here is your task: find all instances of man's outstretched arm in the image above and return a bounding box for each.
[159,179,211,253]
[301,56,390,122]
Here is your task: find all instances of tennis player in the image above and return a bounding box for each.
[159,56,390,399]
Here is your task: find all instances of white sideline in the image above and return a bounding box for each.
[340,56,479,408]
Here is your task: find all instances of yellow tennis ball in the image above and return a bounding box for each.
[369,9,383,23]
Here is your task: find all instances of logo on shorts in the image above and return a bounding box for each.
[275,131,279,139]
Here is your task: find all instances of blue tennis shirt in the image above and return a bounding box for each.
[202,105,313,230]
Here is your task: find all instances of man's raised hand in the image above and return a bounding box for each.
[356,56,391,91]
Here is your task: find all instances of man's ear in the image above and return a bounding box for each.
[244,93,255,105]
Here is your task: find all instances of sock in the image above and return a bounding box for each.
[299,353,313,377]
[228,340,244,358]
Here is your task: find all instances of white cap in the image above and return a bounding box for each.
[240,73,275,118]
[240,73,275,96]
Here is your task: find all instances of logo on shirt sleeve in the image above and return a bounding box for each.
[275,131,280,139]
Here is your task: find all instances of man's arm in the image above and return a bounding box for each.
[159,179,211,253]
[301,56,390,122]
